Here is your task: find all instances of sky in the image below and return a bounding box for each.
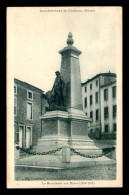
[8,7,119,93]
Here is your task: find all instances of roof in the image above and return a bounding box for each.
[100,81,116,88]
[14,78,44,93]
[81,72,116,86]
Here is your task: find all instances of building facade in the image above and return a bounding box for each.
[82,73,117,139]
[14,78,46,149]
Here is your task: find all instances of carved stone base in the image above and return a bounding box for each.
[36,110,102,155]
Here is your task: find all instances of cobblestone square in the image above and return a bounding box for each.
[15,163,116,181]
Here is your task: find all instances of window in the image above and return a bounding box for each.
[90,129,93,134]
[27,102,33,120]
[90,84,92,90]
[90,111,93,120]
[95,92,98,104]
[96,128,99,133]
[104,89,108,101]
[112,86,116,98]
[90,95,92,105]
[105,124,109,132]
[104,107,109,119]
[113,123,117,132]
[113,105,117,118]
[14,85,17,94]
[85,86,87,92]
[84,97,87,108]
[86,112,88,116]
[14,97,17,116]
[96,80,98,87]
[27,90,33,100]
[96,109,99,121]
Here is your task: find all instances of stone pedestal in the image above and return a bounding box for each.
[36,110,102,155]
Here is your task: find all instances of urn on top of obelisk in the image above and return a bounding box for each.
[59,32,82,56]
[66,32,74,45]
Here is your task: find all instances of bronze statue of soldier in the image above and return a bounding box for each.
[46,71,65,111]
[51,71,65,106]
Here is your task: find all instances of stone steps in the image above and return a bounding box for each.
[15,155,115,169]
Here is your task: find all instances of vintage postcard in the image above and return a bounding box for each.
[7,6,122,188]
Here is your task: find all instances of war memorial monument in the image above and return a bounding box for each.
[15,33,115,168]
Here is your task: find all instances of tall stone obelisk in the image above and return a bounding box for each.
[59,32,83,110]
